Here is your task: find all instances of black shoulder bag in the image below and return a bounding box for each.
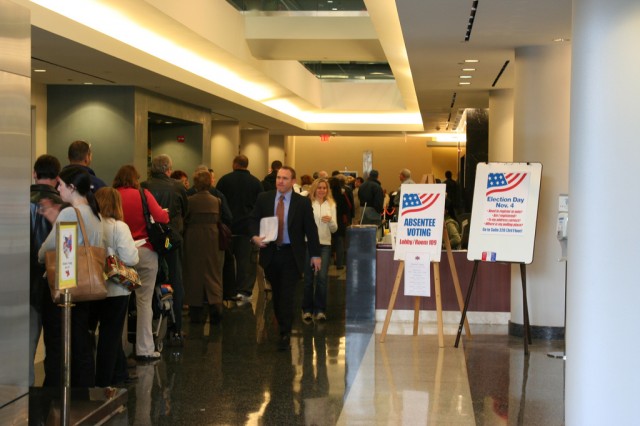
[139,189,181,254]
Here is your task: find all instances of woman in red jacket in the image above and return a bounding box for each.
[113,165,169,362]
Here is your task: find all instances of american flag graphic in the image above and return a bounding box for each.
[486,173,527,196]
[401,193,440,216]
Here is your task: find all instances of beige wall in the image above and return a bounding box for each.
[292,135,462,191]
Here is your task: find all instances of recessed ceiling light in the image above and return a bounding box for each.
[459,75,472,79]
[83,82,93,85]
[459,82,471,85]
[464,59,479,63]
[553,38,570,42]
[33,69,47,73]
[462,68,476,71]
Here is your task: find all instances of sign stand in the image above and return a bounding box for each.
[379,229,470,347]
[457,162,542,355]
[454,261,532,354]
[61,289,73,426]
[379,176,469,347]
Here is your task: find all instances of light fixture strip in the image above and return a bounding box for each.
[464,0,479,42]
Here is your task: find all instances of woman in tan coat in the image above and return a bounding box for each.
[183,170,224,324]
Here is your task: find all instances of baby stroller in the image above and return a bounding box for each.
[128,282,175,352]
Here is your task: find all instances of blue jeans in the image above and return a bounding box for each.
[302,245,332,314]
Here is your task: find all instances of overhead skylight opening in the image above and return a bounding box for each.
[301,61,394,81]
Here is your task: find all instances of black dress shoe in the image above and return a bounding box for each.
[277,334,291,352]
[209,304,223,325]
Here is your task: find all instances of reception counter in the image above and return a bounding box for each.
[375,249,511,314]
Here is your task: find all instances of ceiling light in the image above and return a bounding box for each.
[459,75,472,79]
[462,68,476,71]
[33,69,47,73]
[458,82,471,85]
[464,59,479,63]
[83,82,93,85]
[553,38,570,42]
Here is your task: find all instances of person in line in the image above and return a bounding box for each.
[113,165,169,362]
[250,166,321,351]
[443,199,461,250]
[299,174,314,195]
[217,155,264,306]
[183,170,225,325]
[186,166,234,305]
[29,154,64,386]
[141,154,188,346]
[302,178,337,322]
[94,187,139,386]
[444,170,463,216]
[393,168,416,207]
[62,140,106,192]
[352,176,364,224]
[38,166,104,387]
[329,175,352,270]
[262,160,282,192]
[170,170,190,190]
[358,169,384,227]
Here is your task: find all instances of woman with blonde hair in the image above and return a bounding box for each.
[94,187,139,386]
[113,165,169,362]
[302,178,337,322]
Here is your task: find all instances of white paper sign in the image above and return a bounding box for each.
[260,216,278,242]
[394,184,446,262]
[404,252,431,297]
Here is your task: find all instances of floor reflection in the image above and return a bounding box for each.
[28,265,565,426]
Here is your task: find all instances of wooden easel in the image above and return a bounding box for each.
[379,176,471,347]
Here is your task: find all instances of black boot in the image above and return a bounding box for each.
[189,306,204,323]
[209,303,223,325]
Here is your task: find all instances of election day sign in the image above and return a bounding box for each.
[467,163,542,264]
[394,183,446,262]
[481,171,530,235]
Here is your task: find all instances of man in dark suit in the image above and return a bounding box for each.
[250,166,321,351]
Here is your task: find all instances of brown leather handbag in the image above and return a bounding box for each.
[45,207,107,303]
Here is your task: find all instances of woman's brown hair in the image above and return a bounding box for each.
[95,187,124,221]
[193,170,212,192]
[113,164,140,189]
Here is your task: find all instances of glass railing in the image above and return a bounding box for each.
[226,0,366,12]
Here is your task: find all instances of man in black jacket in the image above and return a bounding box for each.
[358,169,384,226]
[141,154,188,346]
[30,154,64,385]
[250,166,320,351]
[62,140,106,192]
[261,160,282,192]
[217,155,264,305]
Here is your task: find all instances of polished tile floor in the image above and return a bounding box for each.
[33,266,565,425]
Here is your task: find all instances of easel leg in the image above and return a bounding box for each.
[445,244,472,338]
[520,263,532,355]
[434,263,444,348]
[413,297,420,336]
[380,262,405,343]
[455,260,479,348]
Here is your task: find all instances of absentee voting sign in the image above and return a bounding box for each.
[394,184,446,262]
[467,163,542,264]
